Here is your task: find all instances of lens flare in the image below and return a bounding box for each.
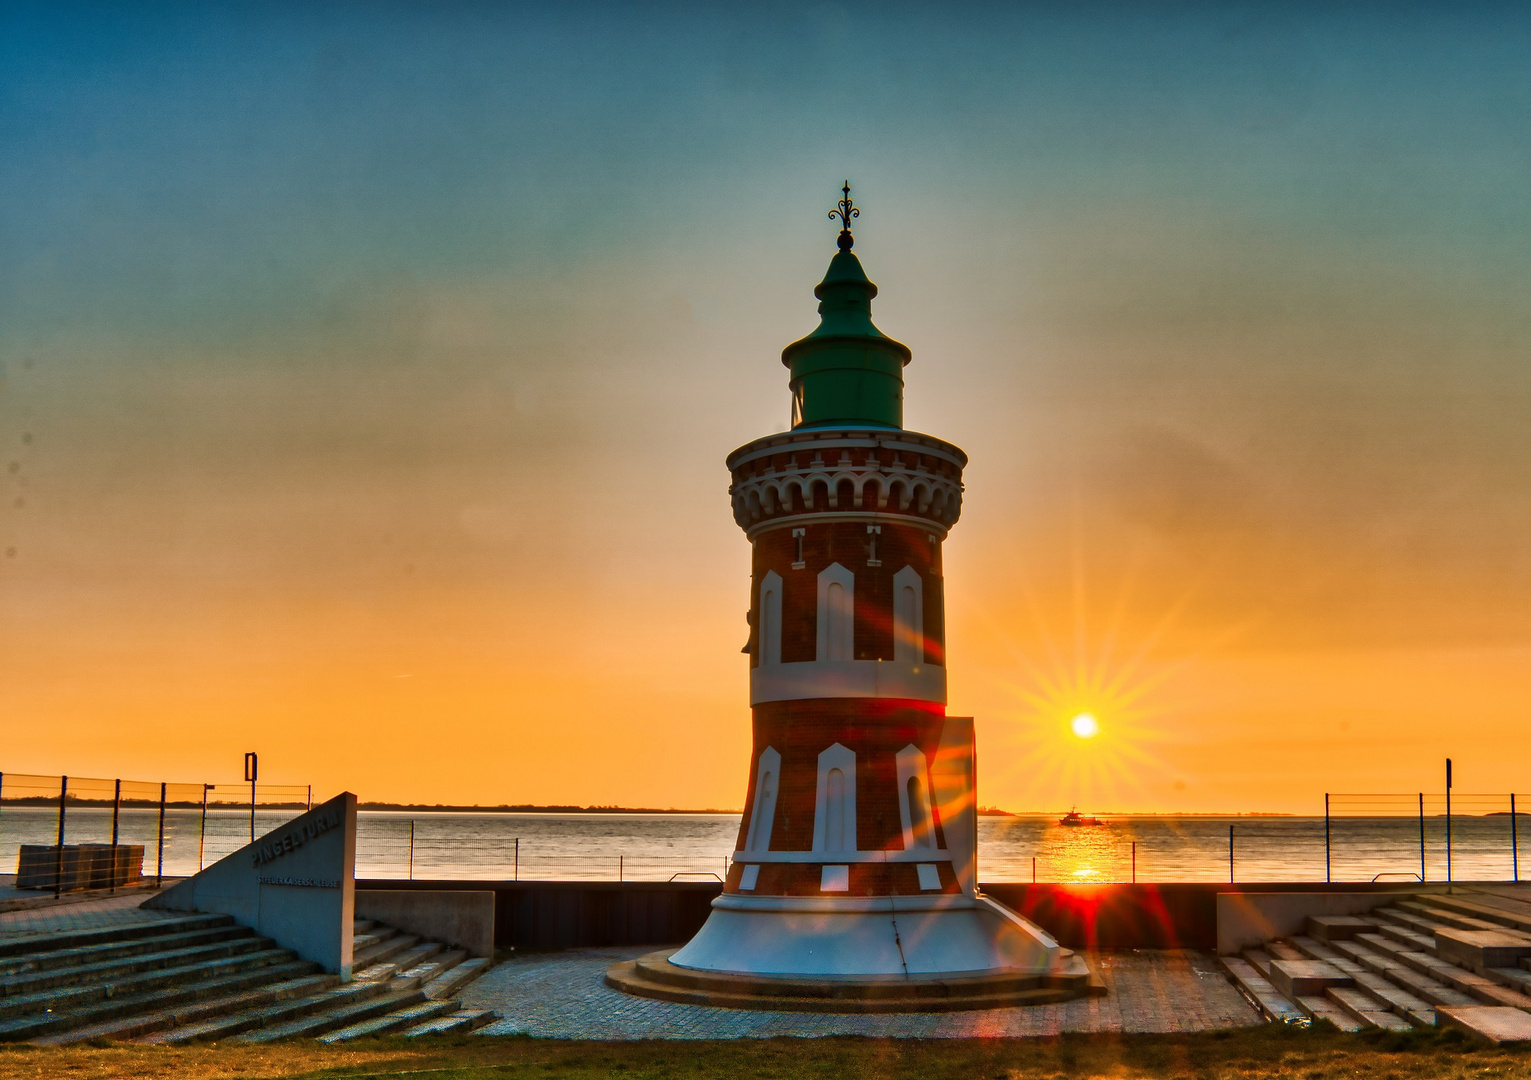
[1071,712,1100,739]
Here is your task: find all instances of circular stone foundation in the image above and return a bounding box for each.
[605,948,1103,1013]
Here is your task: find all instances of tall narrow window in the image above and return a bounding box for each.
[896,743,935,850]
[892,565,924,663]
[866,524,881,567]
[745,747,781,852]
[816,562,855,662]
[813,743,858,853]
[791,528,806,570]
[757,571,782,666]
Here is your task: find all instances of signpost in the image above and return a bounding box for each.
[244,752,258,842]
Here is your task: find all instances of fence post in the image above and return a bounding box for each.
[156,782,167,887]
[307,785,312,810]
[1032,855,1036,883]
[1325,793,1331,883]
[198,784,210,871]
[409,820,415,881]
[514,837,519,882]
[1446,758,1453,888]
[1513,793,1519,884]
[54,775,68,899]
[1229,824,1235,884]
[619,855,624,883]
[110,779,121,894]
[1419,792,1426,883]
[1132,841,1137,883]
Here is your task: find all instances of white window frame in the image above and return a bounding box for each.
[812,742,857,854]
[744,747,781,853]
[896,743,935,850]
[892,565,924,664]
[757,571,782,666]
[816,562,855,662]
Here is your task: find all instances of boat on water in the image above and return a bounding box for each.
[1058,807,1104,827]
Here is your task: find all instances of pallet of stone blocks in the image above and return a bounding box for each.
[0,913,497,1043]
[1219,886,1531,1044]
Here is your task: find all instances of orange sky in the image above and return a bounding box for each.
[3,6,1530,812]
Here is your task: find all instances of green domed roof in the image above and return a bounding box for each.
[781,247,910,429]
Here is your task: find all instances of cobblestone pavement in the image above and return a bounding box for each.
[464,948,1262,1039]
[0,888,172,938]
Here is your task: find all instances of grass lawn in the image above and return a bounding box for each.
[0,1026,1528,1080]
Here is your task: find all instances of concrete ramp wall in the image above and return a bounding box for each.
[145,792,357,978]
[355,890,495,958]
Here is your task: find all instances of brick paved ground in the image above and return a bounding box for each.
[464,948,1262,1039]
[0,887,172,938]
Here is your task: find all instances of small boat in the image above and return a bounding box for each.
[1059,807,1103,827]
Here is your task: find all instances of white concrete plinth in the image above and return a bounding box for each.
[670,893,1059,979]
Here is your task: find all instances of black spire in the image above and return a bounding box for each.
[828,181,859,251]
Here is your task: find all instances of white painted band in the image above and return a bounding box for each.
[750,659,946,704]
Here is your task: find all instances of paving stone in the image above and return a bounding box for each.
[1437,1005,1531,1045]
[461,948,1261,1039]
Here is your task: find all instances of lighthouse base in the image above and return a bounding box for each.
[606,893,1101,1012]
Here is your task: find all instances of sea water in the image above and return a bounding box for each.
[1,806,1525,884]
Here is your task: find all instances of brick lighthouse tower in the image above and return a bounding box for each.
[609,187,1091,1009]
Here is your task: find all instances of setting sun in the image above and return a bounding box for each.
[1070,713,1100,739]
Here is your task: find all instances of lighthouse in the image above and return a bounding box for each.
[608,187,1092,1009]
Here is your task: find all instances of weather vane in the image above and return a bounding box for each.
[829,180,859,251]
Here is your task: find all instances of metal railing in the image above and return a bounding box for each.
[0,772,312,897]
[1324,792,1527,885]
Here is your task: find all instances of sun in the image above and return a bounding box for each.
[1070,712,1100,739]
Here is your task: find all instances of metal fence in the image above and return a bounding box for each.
[1324,792,1526,884]
[0,772,312,896]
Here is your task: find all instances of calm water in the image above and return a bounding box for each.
[1,806,1526,884]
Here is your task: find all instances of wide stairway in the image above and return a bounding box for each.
[0,913,496,1043]
[1223,886,1531,1043]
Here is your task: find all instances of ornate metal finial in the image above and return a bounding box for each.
[829,180,859,251]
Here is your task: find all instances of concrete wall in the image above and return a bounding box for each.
[359,879,1437,952]
[147,793,356,977]
[355,890,495,958]
[1215,888,1446,955]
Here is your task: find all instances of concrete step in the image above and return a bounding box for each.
[1267,959,1352,1001]
[1326,986,1412,1032]
[1373,907,1448,938]
[1428,894,1531,935]
[1399,900,1508,934]
[1305,915,1380,942]
[1359,933,1531,1010]
[317,998,459,1043]
[1296,993,1364,1032]
[0,959,319,1042]
[422,955,491,1000]
[399,948,465,985]
[1220,956,1308,1025]
[141,978,394,1044]
[233,987,428,1042]
[34,975,338,1045]
[0,947,298,1022]
[0,924,256,978]
[354,943,443,984]
[1268,941,1306,962]
[1435,927,1531,974]
[353,933,420,969]
[353,920,377,935]
[0,935,270,998]
[1375,922,1435,952]
[402,1008,498,1037]
[1490,967,1531,994]
[1242,949,1274,977]
[1437,1004,1531,1045]
[0,914,236,960]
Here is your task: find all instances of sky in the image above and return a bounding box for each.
[2,2,1530,812]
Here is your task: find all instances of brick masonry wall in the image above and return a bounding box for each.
[749,520,945,666]
[725,698,957,897]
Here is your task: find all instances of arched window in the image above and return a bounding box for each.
[892,565,924,664]
[745,747,780,853]
[896,743,935,850]
[757,571,782,666]
[816,563,855,662]
[813,743,858,853]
